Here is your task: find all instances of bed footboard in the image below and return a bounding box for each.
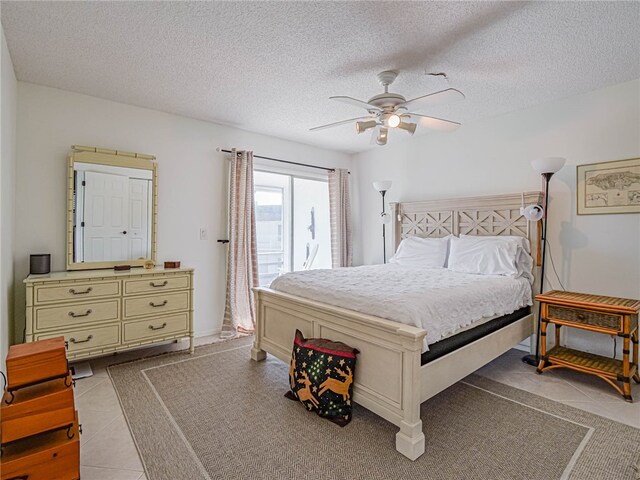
[252,287,427,460]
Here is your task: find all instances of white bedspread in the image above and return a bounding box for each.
[269,264,532,352]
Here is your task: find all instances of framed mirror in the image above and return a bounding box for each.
[67,145,157,270]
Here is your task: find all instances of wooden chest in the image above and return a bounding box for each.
[0,415,80,480]
[1,375,75,445]
[5,337,68,391]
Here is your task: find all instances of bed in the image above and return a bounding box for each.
[250,191,543,460]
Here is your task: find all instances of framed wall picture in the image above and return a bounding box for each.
[577,158,640,215]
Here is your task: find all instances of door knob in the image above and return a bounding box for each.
[121,231,127,234]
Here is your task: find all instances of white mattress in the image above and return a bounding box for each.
[269,264,532,353]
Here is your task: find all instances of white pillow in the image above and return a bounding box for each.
[461,234,531,253]
[459,235,534,282]
[388,236,449,268]
[448,235,519,277]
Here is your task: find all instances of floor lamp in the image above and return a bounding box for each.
[522,157,566,367]
[373,181,392,263]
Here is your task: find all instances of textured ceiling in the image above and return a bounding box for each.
[2,1,639,153]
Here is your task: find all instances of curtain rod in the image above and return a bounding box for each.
[216,148,349,174]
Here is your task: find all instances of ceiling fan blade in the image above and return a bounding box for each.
[406,113,461,132]
[397,88,465,111]
[309,117,371,132]
[330,96,381,111]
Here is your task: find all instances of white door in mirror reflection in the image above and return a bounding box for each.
[83,172,150,262]
[128,179,150,260]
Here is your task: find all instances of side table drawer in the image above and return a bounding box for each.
[547,305,621,331]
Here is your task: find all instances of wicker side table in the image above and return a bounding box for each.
[536,290,640,402]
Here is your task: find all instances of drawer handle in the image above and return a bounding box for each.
[69,287,93,295]
[576,313,586,320]
[69,309,92,318]
[7,476,29,480]
[69,335,93,344]
[149,300,168,308]
[149,322,168,331]
[150,280,168,287]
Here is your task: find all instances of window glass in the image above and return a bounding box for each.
[292,177,331,272]
[254,170,330,286]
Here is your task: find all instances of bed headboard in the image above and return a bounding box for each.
[390,191,544,265]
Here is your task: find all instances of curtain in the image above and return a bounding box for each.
[221,149,259,338]
[328,168,353,268]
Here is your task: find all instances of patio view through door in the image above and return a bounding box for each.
[254,170,331,286]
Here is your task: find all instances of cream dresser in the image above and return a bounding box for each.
[24,267,194,360]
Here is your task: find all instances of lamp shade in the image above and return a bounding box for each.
[376,127,388,146]
[531,157,566,174]
[398,121,417,135]
[356,120,377,134]
[373,180,392,192]
[522,204,544,221]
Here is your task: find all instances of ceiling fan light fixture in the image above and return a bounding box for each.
[387,114,401,128]
[356,120,377,134]
[397,121,417,135]
[310,71,464,140]
[376,127,388,146]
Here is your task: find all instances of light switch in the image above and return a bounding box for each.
[199,228,208,240]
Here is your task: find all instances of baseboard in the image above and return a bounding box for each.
[195,328,221,338]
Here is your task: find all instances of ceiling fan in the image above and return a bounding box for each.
[310,71,465,145]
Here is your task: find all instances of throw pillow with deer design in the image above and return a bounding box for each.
[285,330,359,426]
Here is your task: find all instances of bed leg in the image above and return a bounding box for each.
[396,419,425,461]
[250,342,267,361]
[396,342,425,460]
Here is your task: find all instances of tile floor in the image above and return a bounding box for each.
[73,340,640,480]
[74,335,222,480]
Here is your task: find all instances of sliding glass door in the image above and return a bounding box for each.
[254,171,330,286]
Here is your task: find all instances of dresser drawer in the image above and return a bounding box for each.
[123,291,189,319]
[34,299,120,331]
[124,274,190,295]
[547,305,622,331]
[35,324,120,355]
[123,312,189,343]
[34,280,120,304]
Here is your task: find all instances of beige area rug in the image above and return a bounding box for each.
[108,337,640,480]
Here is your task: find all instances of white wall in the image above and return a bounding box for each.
[14,82,352,341]
[353,79,640,357]
[0,26,17,372]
